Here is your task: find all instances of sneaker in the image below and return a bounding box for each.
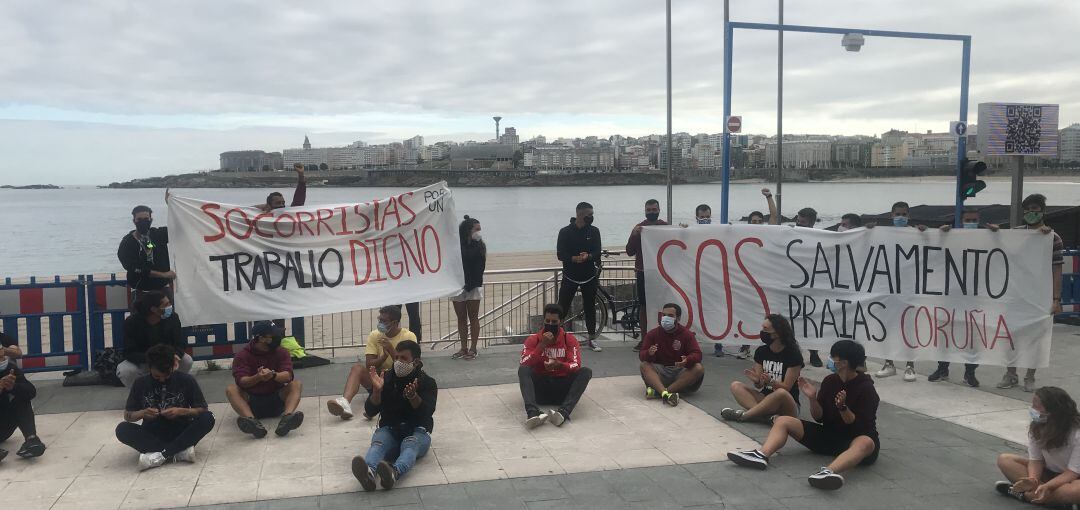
[997,373,1019,389]
[720,408,745,422]
[173,446,196,463]
[809,351,823,368]
[727,449,768,470]
[1023,377,1036,393]
[275,411,305,436]
[376,460,398,490]
[327,397,354,420]
[548,408,567,427]
[903,365,917,382]
[237,416,268,438]
[737,345,751,359]
[587,340,603,352]
[352,457,377,491]
[662,391,679,407]
[713,344,724,357]
[927,368,949,382]
[463,349,477,360]
[964,372,980,388]
[138,452,167,471]
[808,467,845,490]
[994,480,1028,502]
[16,436,46,458]
[875,362,896,378]
[633,340,643,352]
[0,448,7,463]
[451,349,469,359]
[525,412,549,429]
[645,386,659,400]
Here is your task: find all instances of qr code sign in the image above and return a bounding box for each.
[1004,105,1042,154]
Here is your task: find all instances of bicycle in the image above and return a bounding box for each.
[561,250,640,338]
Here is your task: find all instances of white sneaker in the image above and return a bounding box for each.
[548,409,566,427]
[173,447,196,463]
[587,340,603,352]
[525,413,549,429]
[903,366,917,382]
[139,452,167,471]
[875,363,896,378]
[327,396,354,420]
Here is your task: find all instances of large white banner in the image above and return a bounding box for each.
[168,182,464,325]
[642,225,1054,368]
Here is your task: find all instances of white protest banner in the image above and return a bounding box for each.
[168,182,464,325]
[642,225,1053,368]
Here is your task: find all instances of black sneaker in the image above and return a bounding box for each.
[964,372,980,388]
[663,391,680,407]
[632,340,643,352]
[376,460,398,490]
[352,457,377,491]
[808,467,845,490]
[809,351,823,367]
[237,416,268,438]
[927,368,949,382]
[727,449,768,470]
[994,481,1028,502]
[720,408,744,422]
[16,436,46,458]
[275,411,305,436]
[0,448,8,463]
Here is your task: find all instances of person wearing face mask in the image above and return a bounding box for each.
[0,329,46,462]
[639,303,704,407]
[678,204,715,228]
[998,193,1064,392]
[728,340,880,490]
[118,205,175,307]
[835,213,863,232]
[328,306,417,421]
[626,199,669,350]
[556,202,604,352]
[227,321,304,438]
[451,216,486,361]
[721,314,803,422]
[517,304,593,428]
[352,340,437,491]
[996,386,1080,505]
[871,201,927,382]
[117,291,193,388]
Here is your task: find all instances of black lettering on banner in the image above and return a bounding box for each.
[787,239,809,289]
[921,246,942,296]
[986,248,1009,299]
[894,244,919,294]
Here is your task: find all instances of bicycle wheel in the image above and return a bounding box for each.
[563,294,608,336]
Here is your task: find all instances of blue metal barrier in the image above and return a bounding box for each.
[1062,250,1080,318]
[0,276,88,373]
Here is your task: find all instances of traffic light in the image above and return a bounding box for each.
[959,159,987,200]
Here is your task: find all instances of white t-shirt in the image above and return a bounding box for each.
[1028,428,1080,474]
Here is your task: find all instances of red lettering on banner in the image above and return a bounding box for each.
[295,212,317,236]
[273,213,297,237]
[315,208,336,235]
[421,225,442,272]
[352,205,372,234]
[252,213,273,238]
[695,240,733,340]
[201,203,226,242]
[336,206,355,235]
[991,315,1014,350]
[349,240,372,285]
[397,192,417,226]
[656,240,693,328]
[368,238,388,282]
[224,208,254,240]
[383,235,404,280]
[900,306,917,348]
[734,237,769,339]
[382,197,403,230]
[372,199,381,230]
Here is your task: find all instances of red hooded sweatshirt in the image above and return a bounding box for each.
[639,323,702,367]
[520,328,582,378]
[232,340,293,396]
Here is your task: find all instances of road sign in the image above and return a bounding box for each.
[950,121,967,138]
[727,116,742,134]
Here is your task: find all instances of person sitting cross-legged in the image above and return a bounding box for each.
[328,305,418,420]
[518,303,593,428]
[0,332,47,461]
[639,303,703,407]
[115,344,215,471]
[226,321,304,438]
[728,340,880,491]
[995,386,1080,506]
[721,314,804,423]
[351,340,437,491]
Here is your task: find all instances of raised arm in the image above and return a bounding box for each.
[763,188,779,225]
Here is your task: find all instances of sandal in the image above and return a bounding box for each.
[451,349,469,359]
[463,349,478,360]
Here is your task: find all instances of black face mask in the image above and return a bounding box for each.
[760,331,773,344]
[583,215,594,225]
[135,219,152,234]
[645,212,660,222]
[544,323,559,336]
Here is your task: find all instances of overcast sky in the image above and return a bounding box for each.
[0,0,1077,185]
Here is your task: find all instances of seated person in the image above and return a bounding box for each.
[639,303,704,407]
[721,314,804,422]
[728,340,880,491]
[115,344,215,471]
[328,305,417,420]
[996,386,1080,505]
[518,304,593,428]
[351,340,436,491]
[117,291,193,387]
[1,332,46,461]
[226,322,303,438]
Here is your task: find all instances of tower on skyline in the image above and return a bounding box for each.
[303,135,311,150]
[493,116,502,142]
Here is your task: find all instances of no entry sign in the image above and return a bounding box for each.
[727,116,742,134]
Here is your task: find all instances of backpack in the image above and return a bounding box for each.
[92,348,125,386]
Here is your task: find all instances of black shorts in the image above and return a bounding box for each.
[248,391,285,419]
[635,271,646,311]
[797,420,880,466]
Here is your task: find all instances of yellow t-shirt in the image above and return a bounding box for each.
[364,328,417,370]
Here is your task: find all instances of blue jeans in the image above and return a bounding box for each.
[363,426,431,476]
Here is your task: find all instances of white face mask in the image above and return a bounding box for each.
[393,360,415,378]
[1030,407,1048,424]
[471,231,482,241]
[837,225,850,232]
[0,358,9,373]
[660,315,676,331]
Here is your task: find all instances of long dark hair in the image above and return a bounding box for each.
[765,314,799,352]
[134,291,166,318]
[1032,386,1080,450]
[459,216,485,251]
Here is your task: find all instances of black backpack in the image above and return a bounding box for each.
[92,348,125,386]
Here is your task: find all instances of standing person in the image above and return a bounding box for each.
[117,291,193,388]
[996,386,1080,505]
[677,204,713,227]
[626,199,669,350]
[118,205,175,305]
[115,344,214,471]
[837,214,862,231]
[518,304,593,428]
[452,216,486,361]
[639,303,704,407]
[556,202,603,352]
[769,195,824,368]
[351,340,437,491]
[328,306,418,420]
[727,340,880,491]
[226,322,304,438]
[872,201,926,382]
[721,314,804,423]
[999,193,1065,392]
[259,163,307,210]
[0,332,46,461]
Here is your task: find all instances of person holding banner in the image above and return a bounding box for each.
[626,199,669,350]
[837,214,863,231]
[518,304,593,428]
[639,303,703,407]
[721,314,803,423]
[328,306,418,420]
[118,205,175,306]
[871,201,927,383]
[995,386,1080,506]
[226,322,304,438]
[117,291,194,388]
[256,163,307,211]
[767,193,825,369]
[451,216,486,361]
[556,202,603,352]
[728,340,880,491]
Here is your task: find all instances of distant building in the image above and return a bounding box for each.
[765,139,831,169]
[832,138,872,168]
[525,145,616,173]
[450,143,516,170]
[219,150,283,172]
[499,127,520,145]
[1061,123,1080,165]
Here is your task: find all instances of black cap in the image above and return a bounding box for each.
[251,321,282,339]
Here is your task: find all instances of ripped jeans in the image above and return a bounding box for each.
[363,426,431,476]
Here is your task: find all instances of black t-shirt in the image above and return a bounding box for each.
[117,227,171,291]
[125,372,207,421]
[754,344,805,404]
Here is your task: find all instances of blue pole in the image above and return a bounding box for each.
[721,18,733,223]
[954,37,971,227]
